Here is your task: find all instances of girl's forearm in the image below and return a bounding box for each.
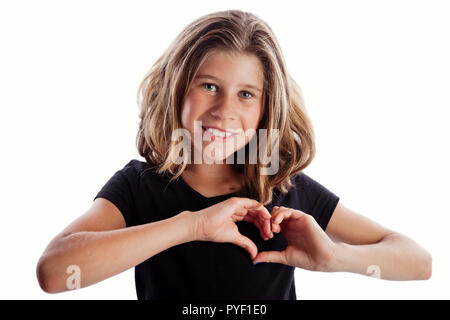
[330,233,432,280]
[36,211,195,293]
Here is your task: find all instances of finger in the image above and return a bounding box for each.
[269,206,282,233]
[243,204,273,239]
[271,208,293,225]
[230,197,261,211]
[258,227,269,241]
[231,199,268,223]
[264,218,273,238]
[270,206,280,216]
[253,250,287,265]
[246,208,271,225]
[269,206,284,227]
[271,222,281,233]
[231,207,252,224]
[239,198,271,219]
[251,211,273,239]
[231,198,272,239]
[232,206,247,217]
[243,214,272,240]
[269,208,294,233]
[261,219,273,240]
[232,234,258,260]
[249,207,271,223]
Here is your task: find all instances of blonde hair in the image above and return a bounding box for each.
[136,9,315,205]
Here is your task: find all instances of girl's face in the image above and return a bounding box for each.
[181,49,265,162]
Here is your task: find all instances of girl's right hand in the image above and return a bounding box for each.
[190,197,273,259]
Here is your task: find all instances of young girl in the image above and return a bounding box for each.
[36,9,432,299]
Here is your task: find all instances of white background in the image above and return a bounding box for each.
[0,0,448,299]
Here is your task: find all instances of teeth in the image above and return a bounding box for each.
[206,127,233,138]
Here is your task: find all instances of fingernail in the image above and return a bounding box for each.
[254,262,260,265]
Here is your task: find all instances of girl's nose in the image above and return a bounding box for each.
[209,95,236,120]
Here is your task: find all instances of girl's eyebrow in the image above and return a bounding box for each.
[196,74,262,93]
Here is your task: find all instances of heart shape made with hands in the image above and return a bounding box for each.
[194,197,274,259]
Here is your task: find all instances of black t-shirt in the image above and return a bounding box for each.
[94,159,340,300]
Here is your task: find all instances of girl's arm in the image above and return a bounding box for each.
[254,202,432,281]
[37,196,271,294]
[326,202,432,280]
[36,198,196,293]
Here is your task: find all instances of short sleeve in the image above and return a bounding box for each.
[294,172,340,231]
[93,160,138,227]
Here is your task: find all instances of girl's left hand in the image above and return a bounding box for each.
[252,206,337,272]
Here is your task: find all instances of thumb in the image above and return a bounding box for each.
[231,234,258,260]
[252,250,287,265]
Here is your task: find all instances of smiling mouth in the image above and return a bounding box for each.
[201,126,238,141]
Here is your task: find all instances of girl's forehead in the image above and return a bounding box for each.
[196,50,264,84]
[202,49,255,64]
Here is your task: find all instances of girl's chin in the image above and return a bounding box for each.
[192,146,235,163]
[202,152,232,163]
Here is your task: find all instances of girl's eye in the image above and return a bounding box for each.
[239,91,253,99]
[202,83,217,92]
[202,83,253,99]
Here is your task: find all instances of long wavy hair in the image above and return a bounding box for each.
[136,9,315,205]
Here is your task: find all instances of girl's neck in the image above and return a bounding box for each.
[181,163,244,198]
[183,163,239,184]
